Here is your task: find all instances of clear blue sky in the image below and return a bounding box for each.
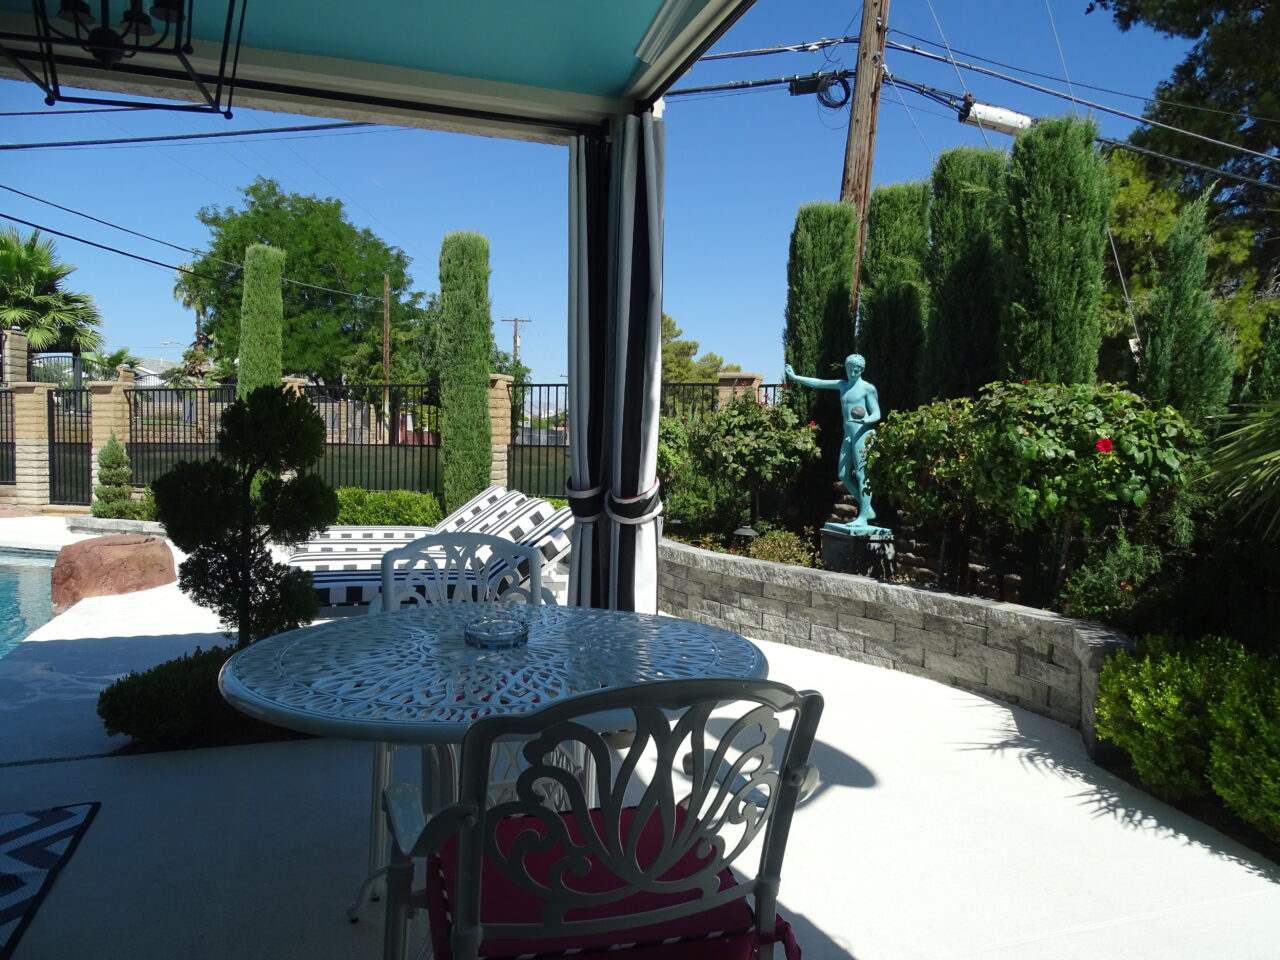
[0,0,1190,384]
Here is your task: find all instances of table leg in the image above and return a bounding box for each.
[346,741,394,921]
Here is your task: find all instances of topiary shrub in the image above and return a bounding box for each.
[1095,634,1249,802]
[91,430,136,519]
[335,487,443,526]
[97,646,301,747]
[1208,657,1280,841]
[152,385,338,648]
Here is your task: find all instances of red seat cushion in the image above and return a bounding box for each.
[425,806,801,960]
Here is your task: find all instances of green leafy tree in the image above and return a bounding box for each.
[174,178,429,384]
[438,231,494,512]
[1003,117,1113,383]
[1245,318,1280,403]
[1087,1,1279,287]
[0,228,103,353]
[1135,193,1234,425]
[236,244,285,398]
[660,313,741,382]
[926,148,1007,400]
[151,386,338,648]
[859,181,930,413]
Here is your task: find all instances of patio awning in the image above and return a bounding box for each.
[0,1,754,142]
[0,0,756,611]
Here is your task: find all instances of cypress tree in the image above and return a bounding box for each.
[782,203,858,506]
[236,243,285,398]
[438,231,494,512]
[1003,116,1113,383]
[91,430,135,519]
[859,182,930,414]
[926,148,1006,400]
[1136,193,1233,424]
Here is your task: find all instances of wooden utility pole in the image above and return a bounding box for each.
[500,317,530,368]
[382,273,391,435]
[841,0,891,310]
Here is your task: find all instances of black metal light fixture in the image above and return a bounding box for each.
[0,0,248,117]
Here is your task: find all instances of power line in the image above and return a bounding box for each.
[0,206,392,300]
[885,72,936,162]
[886,40,1279,167]
[0,211,224,280]
[889,28,1280,127]
[1096,137,1280,193]
[1043,0,1078,113]
[0,106,162,116]
[0,121,373,151]
[700,36,857,61]
[923,0,991,148]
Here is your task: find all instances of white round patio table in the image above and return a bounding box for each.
[218,602,768,924]
[219,602,768,740]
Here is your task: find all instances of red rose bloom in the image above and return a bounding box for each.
[1020,379,1030,385]
[808,421,816,426]
[1095,437,1113,453]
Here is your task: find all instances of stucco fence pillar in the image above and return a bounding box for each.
[4,382,54,510]
[2,330,29,385]
[716,372,762,408]
[488,373,513,489]
[88,370,135,497]
[657,539,1133,758]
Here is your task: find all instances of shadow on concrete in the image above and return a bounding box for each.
[957,694,1280,884]
[0,631,226,765]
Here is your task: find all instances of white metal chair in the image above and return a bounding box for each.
[350,532,552,920]
[382,678,824,960]
[371,532,547,611]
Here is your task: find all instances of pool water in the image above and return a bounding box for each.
[0,550,56,659]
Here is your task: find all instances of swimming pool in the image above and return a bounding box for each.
[0,550,56,659]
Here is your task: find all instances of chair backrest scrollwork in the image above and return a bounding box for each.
[447,678,823,955]
[378,532,545,609]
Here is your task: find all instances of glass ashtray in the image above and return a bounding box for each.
[464,616,529,650]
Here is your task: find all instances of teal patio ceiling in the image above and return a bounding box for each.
[0,0,757,138]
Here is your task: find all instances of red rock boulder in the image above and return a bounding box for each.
[51,534,176,614]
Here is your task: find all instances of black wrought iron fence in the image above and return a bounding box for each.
[660,382,718,420]
[0,390,13,484]
[304,383,443,497]
[48,388,91,505]
[126,386,236,485]
[758,383,784,406]
[29,354,115,387]
[507,383,569,499]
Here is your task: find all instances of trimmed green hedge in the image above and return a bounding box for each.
[97,646,300,747]
[1097,634,1280,840]
[335,487,443,526]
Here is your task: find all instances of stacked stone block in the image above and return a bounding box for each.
[487,373,513,489]
[658,540,1131,756]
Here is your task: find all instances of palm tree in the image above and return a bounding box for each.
[84,346,140,379]
[1207,400,1280,540]
[0,228,103,353]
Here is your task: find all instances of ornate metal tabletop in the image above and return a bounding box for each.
[219,603,768,744]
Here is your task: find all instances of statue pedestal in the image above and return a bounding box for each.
[821,524,895,579]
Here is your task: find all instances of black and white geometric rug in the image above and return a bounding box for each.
[0,803,99,960]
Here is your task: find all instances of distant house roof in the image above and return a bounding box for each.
[133,357,181,385]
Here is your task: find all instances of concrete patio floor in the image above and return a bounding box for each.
[1,519,1278,959]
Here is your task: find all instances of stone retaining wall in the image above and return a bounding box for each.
[658,540,1132,756]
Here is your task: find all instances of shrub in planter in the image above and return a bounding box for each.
[97,646,297,747]
[1095,634,1249,802]
[1208,658,1280,841]
[335,487,443,526]
[747,527,819,568]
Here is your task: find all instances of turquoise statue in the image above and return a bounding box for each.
[785,354,892,536]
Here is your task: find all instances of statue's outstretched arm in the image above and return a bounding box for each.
[784,364,840,390]
[863,385,882,426]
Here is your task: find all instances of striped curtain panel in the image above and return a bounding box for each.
[566,113,665,612]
